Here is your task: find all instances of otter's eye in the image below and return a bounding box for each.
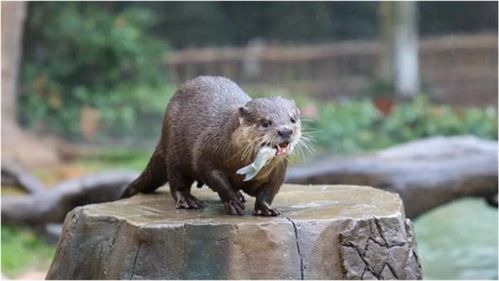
[290,117,296,123]
[260,119,272,128]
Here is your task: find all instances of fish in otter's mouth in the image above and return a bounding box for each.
[237,139,294,181]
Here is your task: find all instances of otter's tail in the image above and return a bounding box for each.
[120,145,168,198]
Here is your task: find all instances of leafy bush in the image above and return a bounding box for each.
[19,2,170,141]
[305,96,498,154]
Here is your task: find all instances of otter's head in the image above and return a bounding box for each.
[236,96,302,157]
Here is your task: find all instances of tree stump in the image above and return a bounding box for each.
[46,184,422,280]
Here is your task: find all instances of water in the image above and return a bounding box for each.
[414,198,498,280]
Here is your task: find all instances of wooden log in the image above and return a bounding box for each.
[1,171,138,225]
[285,136,498,218]
[46,184,422,280]
[1,161,45,194]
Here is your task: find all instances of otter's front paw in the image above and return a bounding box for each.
[175,192,204,209]
[224,199,245,216]
[252,206,281,216]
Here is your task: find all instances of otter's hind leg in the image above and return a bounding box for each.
[168,166,204,209]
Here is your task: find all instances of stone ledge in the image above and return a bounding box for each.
[46,184,422,280]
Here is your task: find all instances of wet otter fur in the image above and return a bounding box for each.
[120,76,302,216]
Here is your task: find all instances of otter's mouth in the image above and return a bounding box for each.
[275,142,289,156]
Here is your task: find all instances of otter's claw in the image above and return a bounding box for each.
[175,193,204,209]
[252,207,281,216]
[224,199,245,216]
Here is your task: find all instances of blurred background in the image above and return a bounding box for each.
[1,1,497,279]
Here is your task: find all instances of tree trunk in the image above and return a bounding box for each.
[1,1,25,122]
[1,2,59,167]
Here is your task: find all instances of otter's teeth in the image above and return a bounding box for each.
[275,142,289,156]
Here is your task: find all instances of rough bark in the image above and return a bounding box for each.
[46,184,422,280]
[1,171,138,225]
[286,136,498,218]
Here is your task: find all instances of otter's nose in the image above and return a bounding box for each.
[278,128,293,138]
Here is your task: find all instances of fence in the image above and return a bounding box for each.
[165,33,498,107]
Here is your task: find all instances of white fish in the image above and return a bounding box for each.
[236,146,276,181]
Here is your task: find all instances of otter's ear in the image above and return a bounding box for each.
[238,106,249,125]
[239,106,250,117]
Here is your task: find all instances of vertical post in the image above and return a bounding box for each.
[393,1,420,99]
[242,38,264,83]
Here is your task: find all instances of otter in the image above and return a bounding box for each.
[120,76,302,216]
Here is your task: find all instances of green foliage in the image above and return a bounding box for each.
[1,225,56,277]
[19,2,169,140]
[307,96,498,155]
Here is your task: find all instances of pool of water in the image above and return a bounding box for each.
[413,198,498,280]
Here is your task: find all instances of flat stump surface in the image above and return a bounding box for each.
[47,184,422,280]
